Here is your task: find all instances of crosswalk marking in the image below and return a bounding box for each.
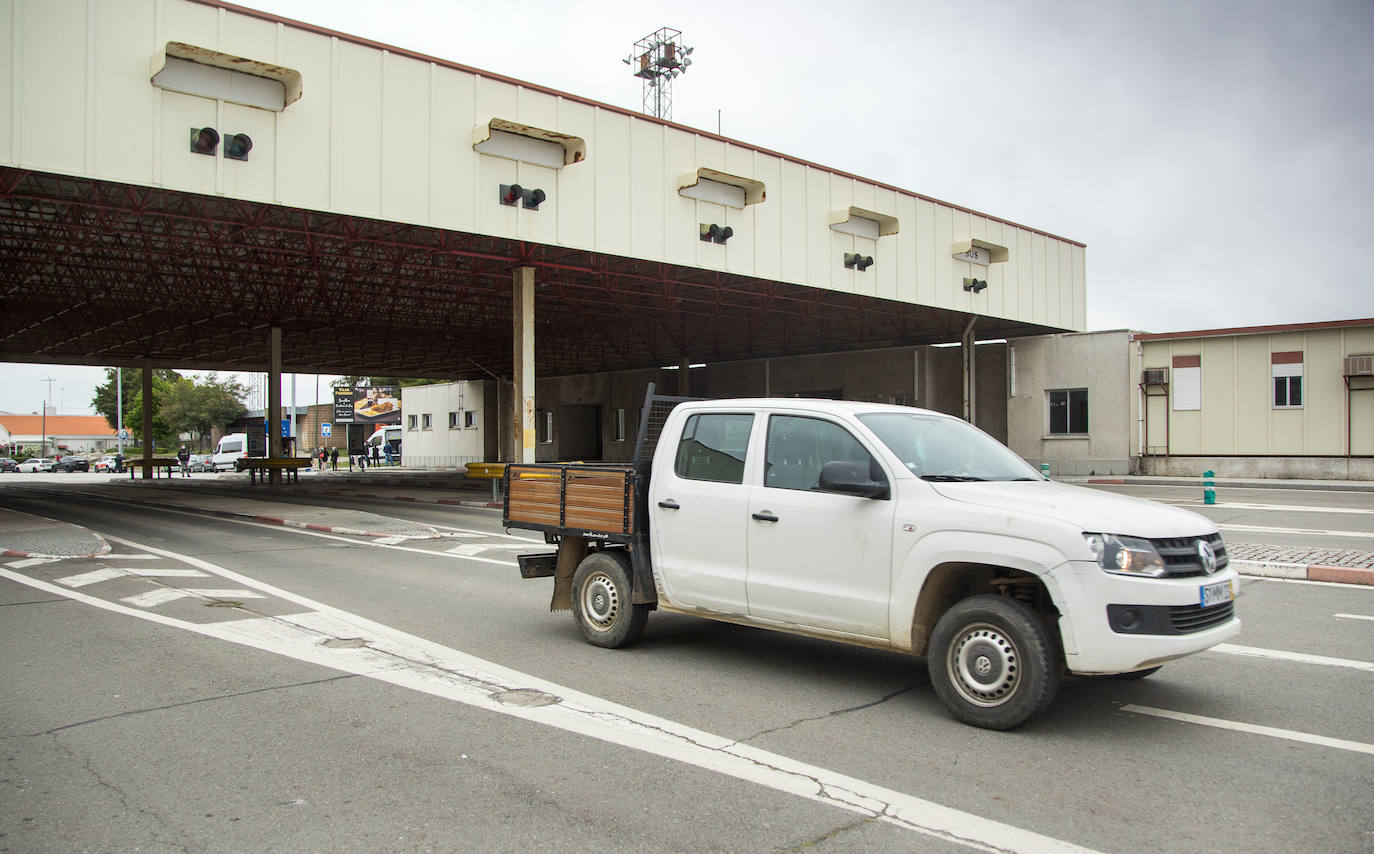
[122,588,194,607]
[57,568,127,587]
[124,568,209,578]
[449,543,541,556]
[1212,643,1374,673]
[6,557,56,569]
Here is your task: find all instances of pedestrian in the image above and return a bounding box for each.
[357,449,367,472]
[383,440,395,466]
[318,445,327,471]
[177,445,191,477]
[371,445,381,467]
[329,447,339,471]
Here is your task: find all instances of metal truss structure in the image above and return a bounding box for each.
[0,166,1057,381]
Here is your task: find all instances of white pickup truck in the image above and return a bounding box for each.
[504,391,1240,730]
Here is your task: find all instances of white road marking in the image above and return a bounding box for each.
[106,554,160,560]
[449,543,543,556]
[189,589,266,599]
[122,588,194,607]
[1123,705,1374,756]
[57,568,127,587]
[124,568,208,578]
[1335,613,1374,622]
[3,537,1098,854]
[1220,523,1374,539]
[1211,643,1374,672]
[1175,501,1374,516]
[1244,575,1374,590]
[6,557,57,569]
[373,536,407,545]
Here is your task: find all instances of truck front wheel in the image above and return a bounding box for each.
[572,551,648,649]
[928,595,1060,730]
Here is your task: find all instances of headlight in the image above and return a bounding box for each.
[1084,533,1168,577]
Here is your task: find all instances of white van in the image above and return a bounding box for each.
[211,433,249,472]
[367,425,402,454]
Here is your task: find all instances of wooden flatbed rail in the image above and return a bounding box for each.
[504,463,637,541]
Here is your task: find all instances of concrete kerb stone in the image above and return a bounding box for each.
[1233,559,1374,586]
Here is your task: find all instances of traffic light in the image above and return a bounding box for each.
[522,188,546,210]
[500,184,524,206]
[189,127,219,156]
[224,133,253,161]
[962,277,988,293]
[844,253,874,271]
[699,223,733,244]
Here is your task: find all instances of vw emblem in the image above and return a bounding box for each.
[1197,540,1218,574]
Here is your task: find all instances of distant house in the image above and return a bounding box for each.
[0,414,118,455]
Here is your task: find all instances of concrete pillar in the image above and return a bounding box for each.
[679,357,691,396]
[268,326,283,483]
[137,366,154,478]
[962,317,977,423]
[513,267,536,464]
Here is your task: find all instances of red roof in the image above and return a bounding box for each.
[0,415,116,436]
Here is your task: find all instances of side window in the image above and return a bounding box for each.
[673,413,754,483]
[765,415,873,491]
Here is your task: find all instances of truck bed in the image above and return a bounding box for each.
[503,463,638,541]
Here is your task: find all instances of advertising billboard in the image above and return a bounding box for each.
[332,386,401,425]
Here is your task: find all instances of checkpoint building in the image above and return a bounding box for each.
[0,0,1086,476]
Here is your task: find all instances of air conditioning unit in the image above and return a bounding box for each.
[1142,368,1168,385]
[1344,354,1374,377]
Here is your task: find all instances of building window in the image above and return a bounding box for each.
[538,411,553,444]
[464,410,477,429]
[407,414,417,430]
[1172,355,1201,411]
[448,411,459,429]
[1272,352,1303,408]
[421,413,432,430]
[613,408,626,442]
[1047,389,1089,435]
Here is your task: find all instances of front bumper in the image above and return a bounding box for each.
[1045,560,1241,675]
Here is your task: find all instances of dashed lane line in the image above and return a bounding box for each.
[1335,613,1374,622]
[1211,643,1374,673]
[2,535,1099,854]
[1219,523,1374,539]
[1123,706,1374,756]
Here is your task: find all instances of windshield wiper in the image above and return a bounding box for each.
[920,475,987,482]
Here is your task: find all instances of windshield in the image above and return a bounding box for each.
[858,412,1041,482]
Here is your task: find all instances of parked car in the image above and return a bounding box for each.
[18,458,55,472]
[93,456,117,473]
[188,453,213,473]
[0,458,18,472]
[55,457,90,472]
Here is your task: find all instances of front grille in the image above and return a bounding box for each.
[1151,533,1228,577]
[1169,601,1234,633]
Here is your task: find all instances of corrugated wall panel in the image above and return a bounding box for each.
[331,40,382,216]
[92,0,155,184]
[429,64,476,233]
[1,0,1087,334]
[381,52,432,225]
[555,99,596,249]
[628,117,664,260]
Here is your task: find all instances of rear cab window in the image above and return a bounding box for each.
[673,413,754,483]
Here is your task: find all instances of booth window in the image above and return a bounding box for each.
[1172,355,1201,411]
[1048,389,1089,435]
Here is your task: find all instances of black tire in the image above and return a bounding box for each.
[571,551,649,649]
[928,595,1061,730]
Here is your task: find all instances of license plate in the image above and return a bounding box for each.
[1200,579,1234,608]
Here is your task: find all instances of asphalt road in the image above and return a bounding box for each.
[1,479,1371,853]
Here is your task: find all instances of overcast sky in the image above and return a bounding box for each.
[5,0,1372,416]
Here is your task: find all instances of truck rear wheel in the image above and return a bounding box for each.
[928,595,1060,730]
[571,551,648,648]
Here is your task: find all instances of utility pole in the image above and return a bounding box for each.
[116,368,124,455]
[41,376,54,457]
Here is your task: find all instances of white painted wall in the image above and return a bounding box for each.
[398,381,486,469]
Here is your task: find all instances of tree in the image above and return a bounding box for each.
[337,376,443,388]
[160,373,248,450]
[91,368,182,446]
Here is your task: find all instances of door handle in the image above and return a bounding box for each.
[751,511,779,522]
[658,499,680,510]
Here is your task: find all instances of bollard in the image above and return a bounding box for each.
[1039,462,1051,479]
[1203,469,1216,505]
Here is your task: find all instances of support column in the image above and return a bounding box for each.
[137,367,153,478]
[679,357,691,396]
[513,267,536,464]
[962,317,977,424]
[268,326,283,483]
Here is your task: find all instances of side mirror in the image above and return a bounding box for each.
[818,460,890,499]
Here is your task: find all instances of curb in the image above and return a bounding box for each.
[324,490,503,510]
[105,493,438,540]
[2,541,112,561]
[1233,559,1374,586]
